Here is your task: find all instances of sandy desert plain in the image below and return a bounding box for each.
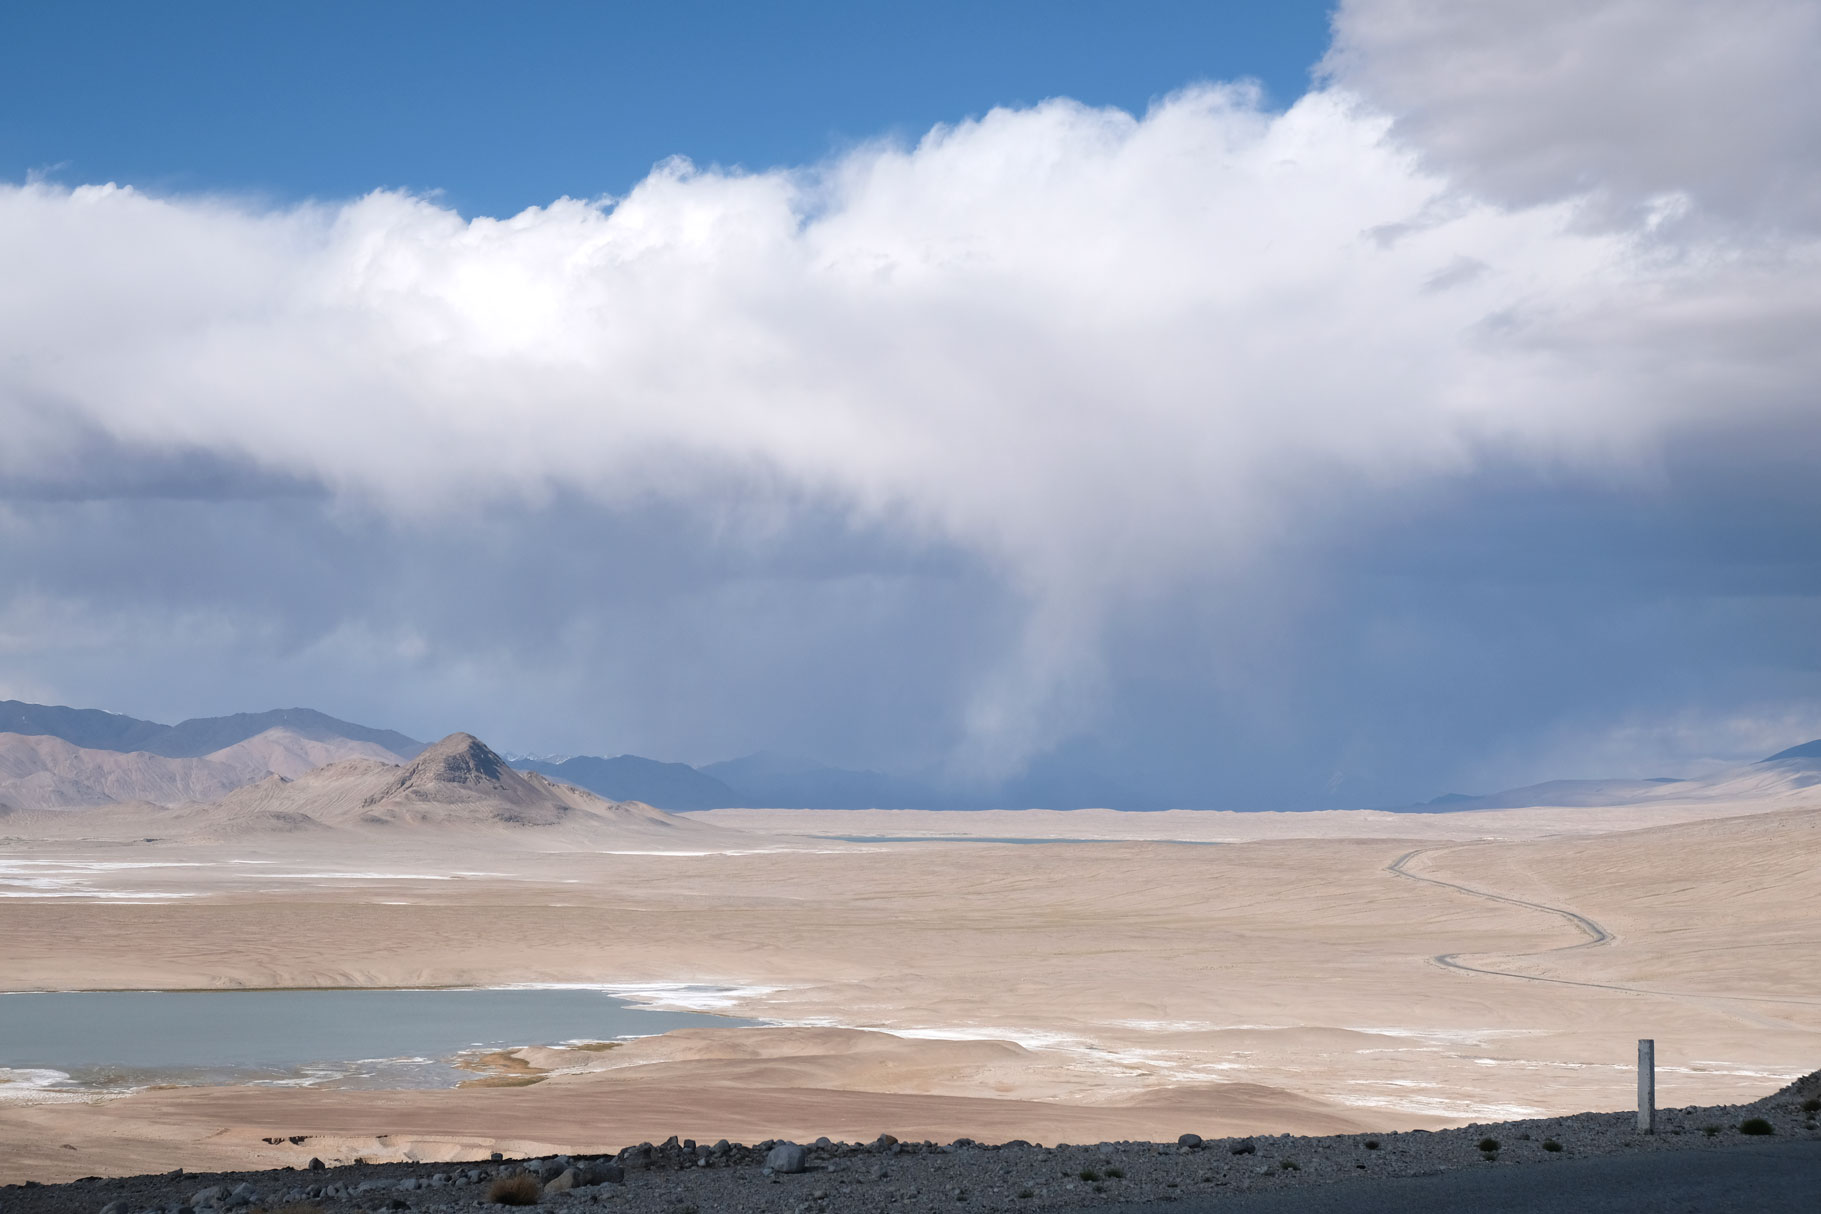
[2,734,1819,1186]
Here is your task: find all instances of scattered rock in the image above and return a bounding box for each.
[1231,1139,1257,1155]
[1178,1134,1203,1149]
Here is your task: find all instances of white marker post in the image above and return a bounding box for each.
[1637,1039,1656,1133]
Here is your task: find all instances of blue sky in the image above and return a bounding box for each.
[4,1,1332,217]
[3,1,1820,809]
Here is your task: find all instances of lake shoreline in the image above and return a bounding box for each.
[0,987,759,1096]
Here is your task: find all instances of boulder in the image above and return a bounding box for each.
[543,1168,580,1194]
[1178,1133,1203,1149]
[580,1161,624,1186]
[766,1142,809,1174]
[1230,1138,1257,1155]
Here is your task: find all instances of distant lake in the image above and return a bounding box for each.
[0,987,753,1090]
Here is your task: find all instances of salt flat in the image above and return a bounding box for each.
[2,785,1817,1184]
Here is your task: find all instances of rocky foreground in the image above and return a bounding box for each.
[7,1071,1818,1214]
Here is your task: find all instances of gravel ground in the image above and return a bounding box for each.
[7,1070,1817,1214]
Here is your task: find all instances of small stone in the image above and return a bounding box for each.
[100,1201,128,1214]
[1230,1139,1257,1155]
[766,1143,809,1174]
[1178,1134,1202,1149]
[308,1158,326,1172]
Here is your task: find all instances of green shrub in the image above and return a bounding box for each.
[1016,1190,1033,1200]
[1278,1160,1299,1171]
[1077,1168,1100,1182]
[1801,1097,1820,1114]
[1739,1118,1774,1136]
[1362,1139,1380,1150]
[1103,1166,1124,1179]
[1542,1140,1563,1153]
[1701,1125,1721,1138]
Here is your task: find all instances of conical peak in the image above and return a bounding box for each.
[402,732,510,785]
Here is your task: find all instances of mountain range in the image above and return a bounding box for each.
[4,698,1821,814]
[0,700,423,760]
[1,730,754,851]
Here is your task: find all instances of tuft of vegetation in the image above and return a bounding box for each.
[1103,1166,1124,1179]
[1278,1159,1299,1171]
[487,1174,542,1206]
[1077,1168,1100,1182]
[1016,1189,1034,1200]
[1739,1118,1775,1136]
[1362,1139,1380,1150]
[1802,1097,1820,1114]
[1542,1140,1563,1153]
[1701,1125,1721,1138]
[1477,1137,1500,1153]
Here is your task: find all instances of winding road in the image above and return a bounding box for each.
[1384,847,1820,1019]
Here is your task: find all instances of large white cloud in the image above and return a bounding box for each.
[3,0,1819,775]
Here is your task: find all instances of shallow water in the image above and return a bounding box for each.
[0,987,753,1090]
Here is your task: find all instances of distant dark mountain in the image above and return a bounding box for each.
[1762,739,1821,762]
[1398,740,1821,813]
[0,700,424,760]
[994,747,1176,811]
[513,754,742,811]
[1393,777,1686,813]
[701,751,939,809]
